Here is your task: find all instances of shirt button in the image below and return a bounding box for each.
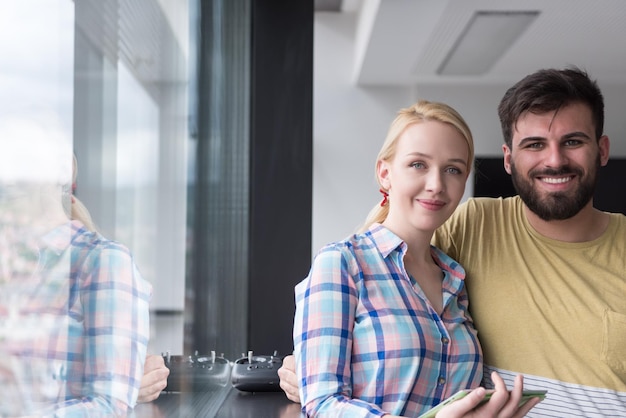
[438,377,446,385]
[441,337,449,344]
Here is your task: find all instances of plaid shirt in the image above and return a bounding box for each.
[293,223,482,417]
[0,220,151,417]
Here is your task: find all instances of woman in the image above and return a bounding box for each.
[69,154,170,405]
[0,118,151,416]
[292,101,539,417]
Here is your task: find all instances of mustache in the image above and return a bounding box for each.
[528,166,583,177]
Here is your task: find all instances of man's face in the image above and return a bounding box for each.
[502,102,610,221]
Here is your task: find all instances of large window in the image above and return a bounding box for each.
[0,3,312,413]
[72,0,191,354]
[1,0,192,359]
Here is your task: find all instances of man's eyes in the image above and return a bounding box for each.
[523,137,587,149]
[564,139,583,146]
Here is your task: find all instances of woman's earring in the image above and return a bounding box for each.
[379,189,388,207]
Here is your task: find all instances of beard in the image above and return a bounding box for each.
[510,156,599,221]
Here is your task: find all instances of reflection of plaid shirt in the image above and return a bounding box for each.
[293,224,482,417]
[0,220,151,417]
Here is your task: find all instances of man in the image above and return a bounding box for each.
[278,67,626,417]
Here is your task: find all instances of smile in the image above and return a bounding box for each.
[541,176,573,184]
[418,199,446,210]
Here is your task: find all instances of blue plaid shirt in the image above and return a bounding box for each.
[0,221,151,417]
[293,223,482,417]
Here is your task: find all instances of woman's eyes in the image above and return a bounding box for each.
[410,162,462,175]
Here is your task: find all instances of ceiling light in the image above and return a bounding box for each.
[438,11,539,76]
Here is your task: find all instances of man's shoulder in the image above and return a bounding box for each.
[606,211,626,239]
[439,196,522,243]
[608,210,626,223]
[455,195,520,217]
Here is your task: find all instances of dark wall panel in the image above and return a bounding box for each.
[248,0,313,355]
[474,157,626,215]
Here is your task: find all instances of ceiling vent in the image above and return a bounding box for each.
[438,10,539,76]
[315,0,343,12]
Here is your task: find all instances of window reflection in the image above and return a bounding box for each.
[115,63,160,285]
[72,0,190,352]
[0,0,191,413]
[0,114,154,416]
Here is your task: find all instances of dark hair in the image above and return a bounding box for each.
[497,66,604,147]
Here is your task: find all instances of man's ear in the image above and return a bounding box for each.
[502,144,512,175]
[598,135,610,167]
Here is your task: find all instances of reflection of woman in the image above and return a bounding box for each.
[292,101,539,417]
[68,155,97,232]
[69,155,170,405]
[0,119,151,416]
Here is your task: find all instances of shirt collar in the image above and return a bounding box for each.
[365,223,405,258]
[366,223,465,281]
[38,220,86,256]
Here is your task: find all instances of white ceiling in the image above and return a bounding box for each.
[342,0,626,87]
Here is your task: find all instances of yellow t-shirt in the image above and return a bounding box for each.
[433,196,626,417]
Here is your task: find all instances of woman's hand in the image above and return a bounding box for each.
[436,372,542,418]
[137,354,170,403]
[277,354,301,403]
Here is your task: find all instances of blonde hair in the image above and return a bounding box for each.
[359,100,474,232]
[69,155,98,232]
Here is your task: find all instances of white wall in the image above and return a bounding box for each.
[313,13,412,255]
[313,11,626,257]
[313,13,499,254]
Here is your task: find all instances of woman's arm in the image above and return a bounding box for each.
[54,244,152,416]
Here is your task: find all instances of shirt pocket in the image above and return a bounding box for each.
[602,308,626,376]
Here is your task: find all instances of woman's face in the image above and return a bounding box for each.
[378,120,469,235]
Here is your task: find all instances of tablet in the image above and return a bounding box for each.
[417,389,547,418]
